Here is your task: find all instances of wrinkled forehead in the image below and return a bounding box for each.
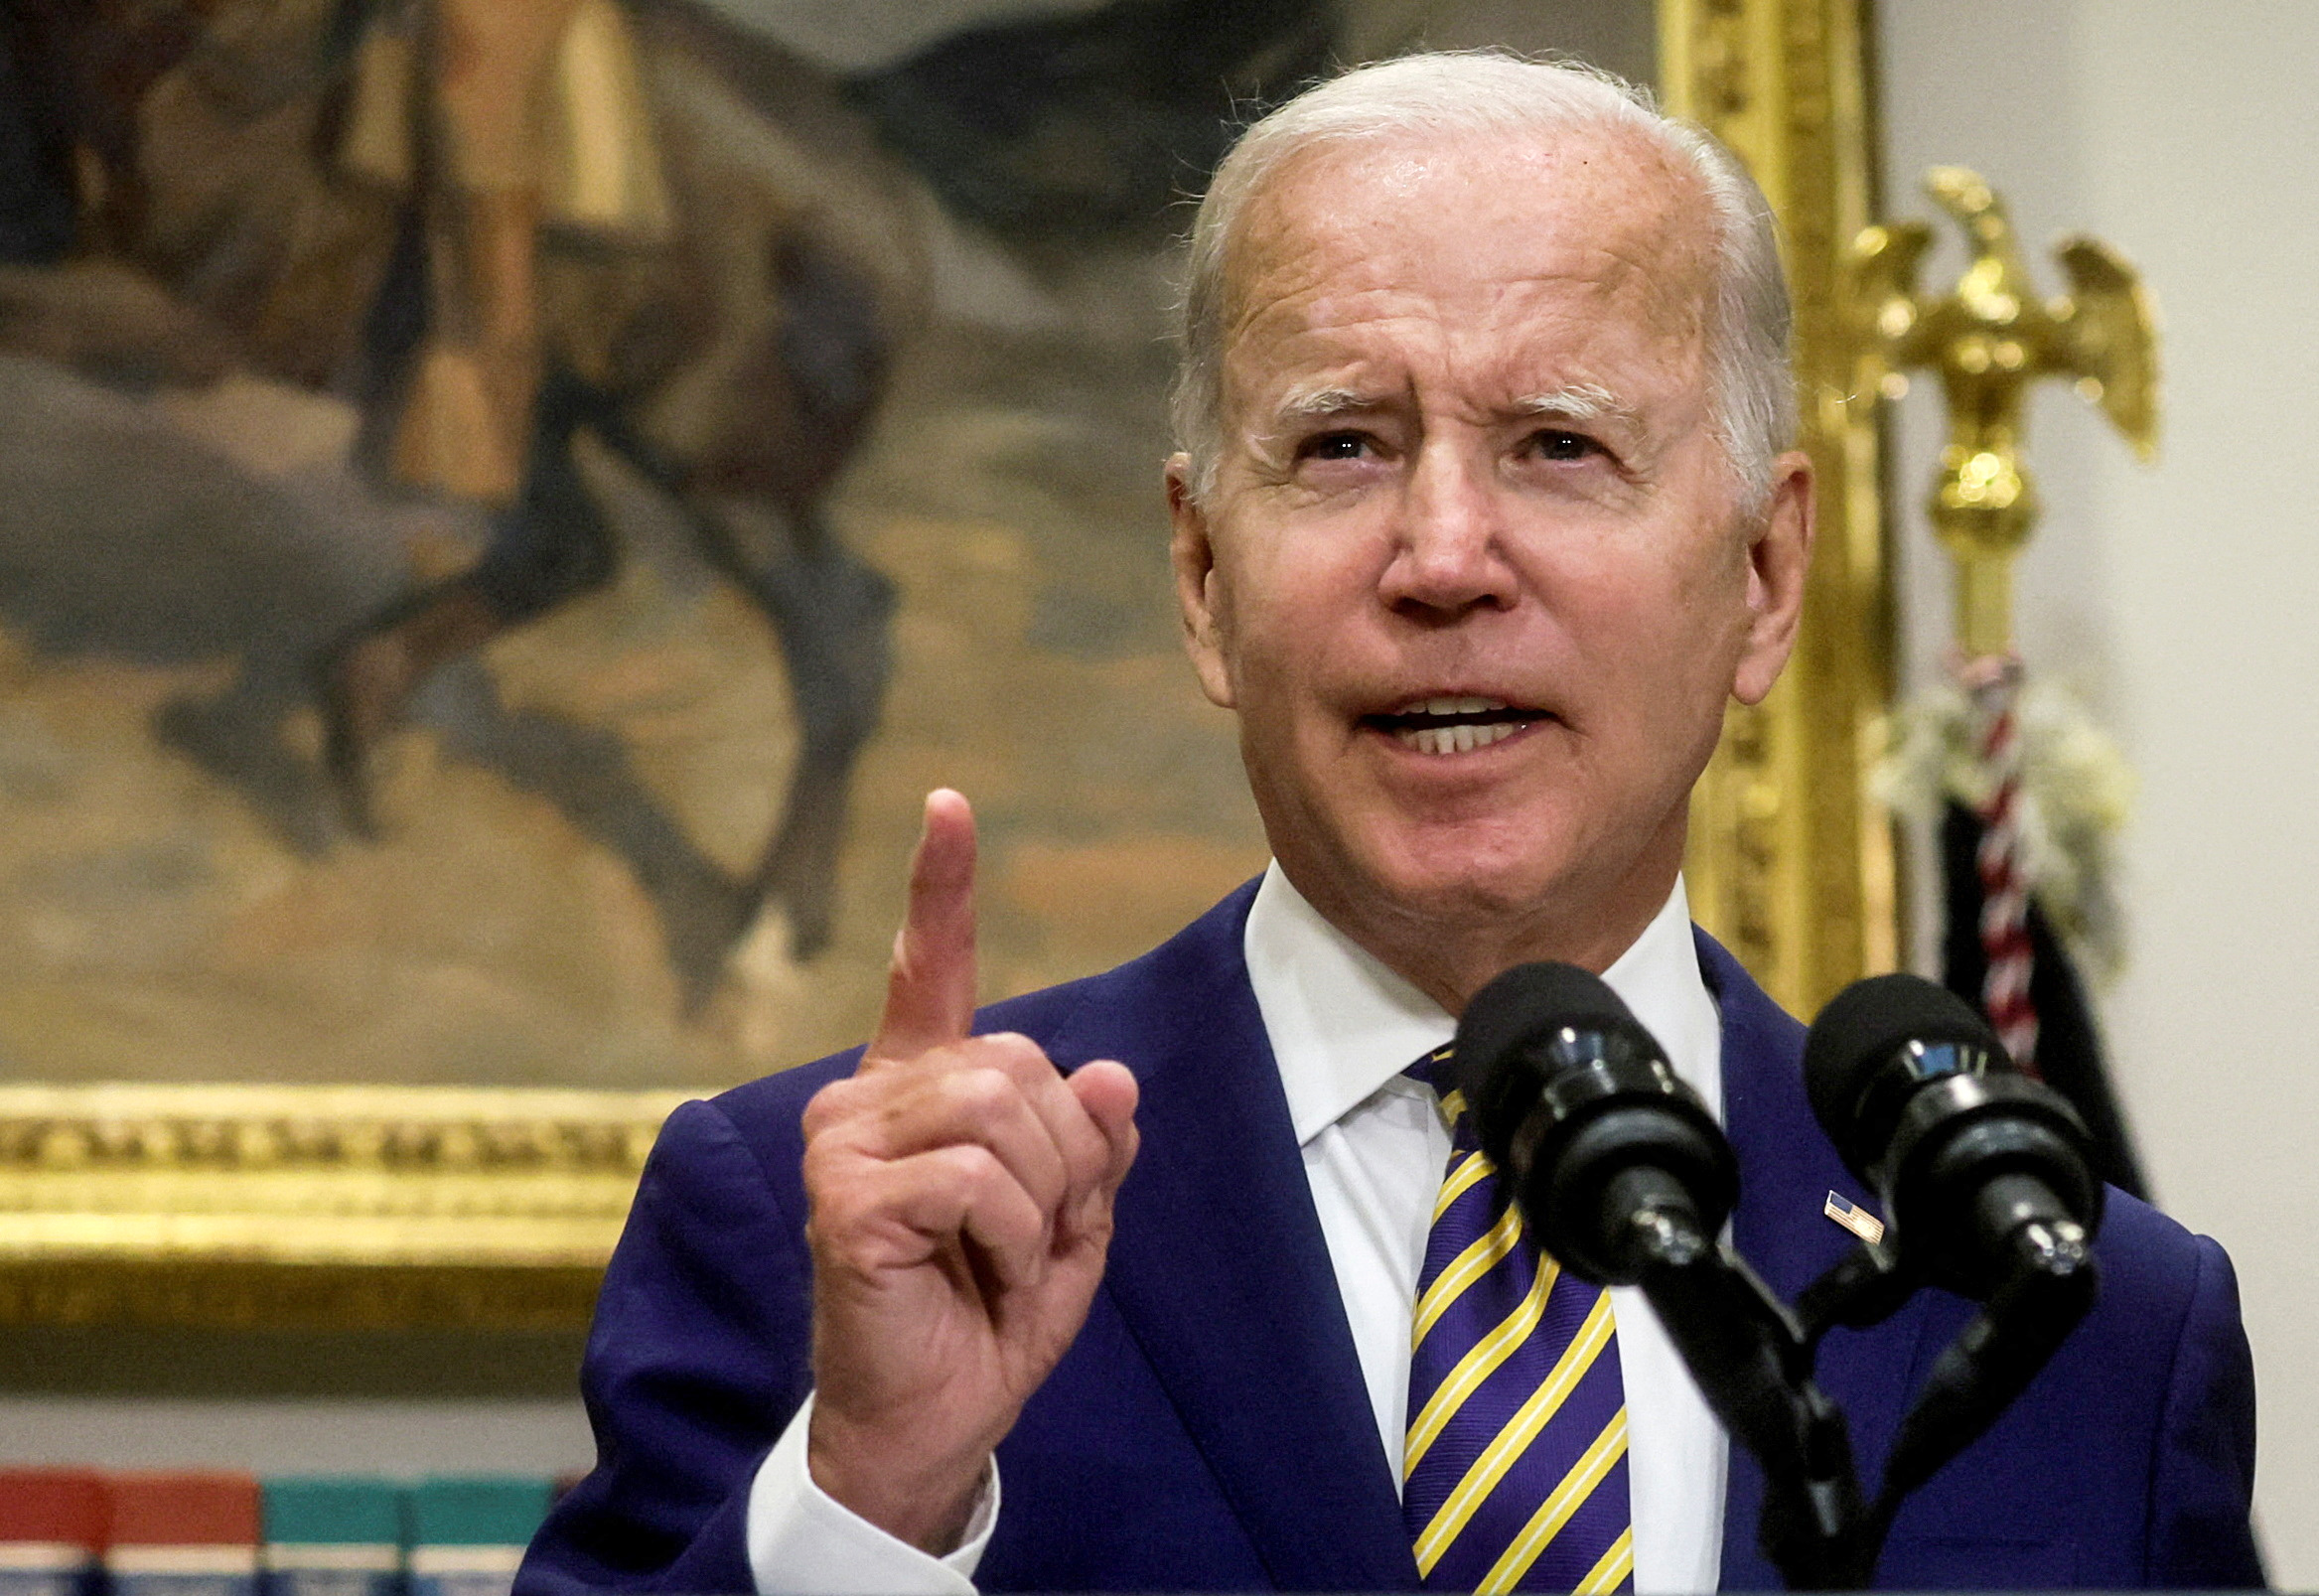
[1218,124,1719,380]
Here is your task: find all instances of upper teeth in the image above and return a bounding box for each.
[1413,696,1508,715]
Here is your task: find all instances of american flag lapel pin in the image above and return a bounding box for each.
[1824,1190,1886,1245]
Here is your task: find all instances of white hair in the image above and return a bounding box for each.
[1170,51,1796,508]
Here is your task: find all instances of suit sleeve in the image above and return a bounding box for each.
[517,1096,815,1596]
[2147,1233,2265,1588]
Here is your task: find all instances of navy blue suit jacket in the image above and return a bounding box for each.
[520,882,2260,1591]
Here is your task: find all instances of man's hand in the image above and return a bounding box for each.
[800,790,1140,1554]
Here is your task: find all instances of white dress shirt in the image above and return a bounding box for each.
[749,865,1728,1595]
[1243,864,1727,1596]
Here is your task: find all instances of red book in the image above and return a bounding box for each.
[104,1474,260,1594]
[0,1469,107,1596]
[106,1474,259,1547]
[0,1470,107,1546]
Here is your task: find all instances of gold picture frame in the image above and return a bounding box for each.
[1668,0,1897,1011]
[0,0,1890,1332]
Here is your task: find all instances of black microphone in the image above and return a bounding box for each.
[1457,962,1736,1285]
[1462,962,1886,1590]
[1804,973,2103,1299]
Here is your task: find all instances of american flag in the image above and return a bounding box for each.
[1823,1190,1886,1245]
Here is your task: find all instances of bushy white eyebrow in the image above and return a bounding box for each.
[1513,382,1637,424]
[1272,385,1374,422]
[1264,381,1638,427]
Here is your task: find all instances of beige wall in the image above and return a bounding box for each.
[1878,0,2319,1578]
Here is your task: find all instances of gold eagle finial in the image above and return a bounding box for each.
[1851,166,2160,655]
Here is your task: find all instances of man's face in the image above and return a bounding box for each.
[1170,127,1812,980]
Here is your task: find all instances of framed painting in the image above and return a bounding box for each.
[0,0,1888,1329]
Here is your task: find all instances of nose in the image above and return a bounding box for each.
[1376,439,1518,618]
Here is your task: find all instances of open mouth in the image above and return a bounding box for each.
[1364,695,1550,756]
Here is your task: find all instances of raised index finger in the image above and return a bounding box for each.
[868,789,979,1066]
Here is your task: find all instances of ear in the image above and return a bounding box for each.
[1167,453,1236,709]
[1731,450,1816,706]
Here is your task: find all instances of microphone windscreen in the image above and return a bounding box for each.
[1456,960,1641,1080]
[1803,972,2000,1164]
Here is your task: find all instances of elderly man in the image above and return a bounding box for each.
[518,53,2257,1594]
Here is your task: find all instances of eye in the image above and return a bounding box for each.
[1297,430,1374,462]
[1527,428,1601,462]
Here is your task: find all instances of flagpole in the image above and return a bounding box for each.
[1852,166,2155,1187]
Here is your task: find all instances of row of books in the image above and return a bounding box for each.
[0,1471,556,1596]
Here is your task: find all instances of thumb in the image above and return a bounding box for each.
[869,789,978,1065]
[1068,1060,1140,1195]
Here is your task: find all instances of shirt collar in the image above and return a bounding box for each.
[1243,862,1722,1146]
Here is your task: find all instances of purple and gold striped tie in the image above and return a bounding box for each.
[1402,1046,1635,1594]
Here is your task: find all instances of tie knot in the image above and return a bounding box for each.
[1404,1044,1466,1127]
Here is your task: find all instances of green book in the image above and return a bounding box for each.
[406,1481,550,1596]
[261,1480,402,1596]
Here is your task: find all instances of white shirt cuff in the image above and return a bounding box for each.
[745,1390,999,1596]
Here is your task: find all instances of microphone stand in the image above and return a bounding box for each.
[1858,1220,2098,1549]
[1611,1187,1880,1589]
[1608,1185,2096,1589]
[1457,965,2104,1589]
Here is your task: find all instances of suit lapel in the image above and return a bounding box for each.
[1052,887,1416,1591]
[1043,907,1933,1590]
[1697,930,1935,1589]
